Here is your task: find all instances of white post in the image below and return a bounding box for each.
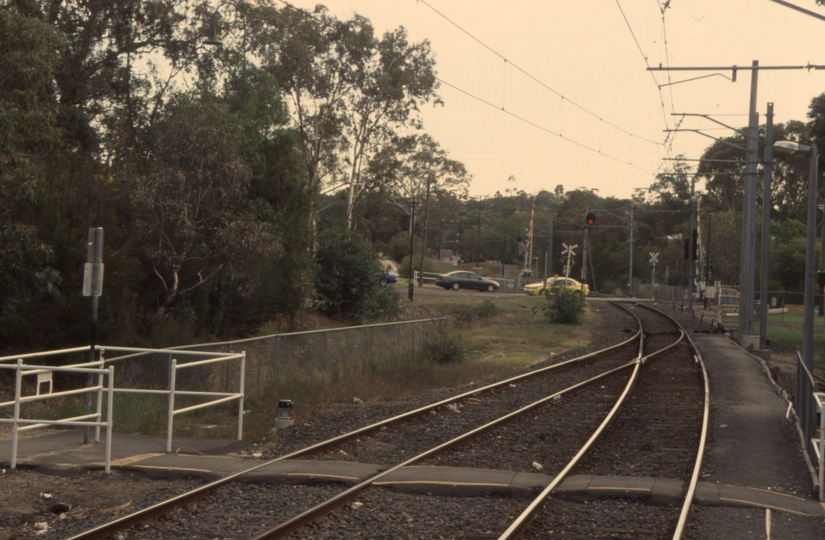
[11,360,22,470]
[237,353,246,441]
[167,359,177,453]
[94,350,105,443]
[105,366,115,474]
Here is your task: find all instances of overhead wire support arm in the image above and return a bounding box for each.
[648,64,825,72]
[769,0,825,23]
[662,158,743,163]
[659,73,732,87]
[672,113,755,140]
[663,129,747,151]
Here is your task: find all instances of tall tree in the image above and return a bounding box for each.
[341,27,440,229]
[126,93,280,310]
[0,4,64,325]
[259,6,373,244]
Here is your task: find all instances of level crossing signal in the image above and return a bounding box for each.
[585,213,596,226]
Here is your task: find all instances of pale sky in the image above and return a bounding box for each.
[285,0,825,200]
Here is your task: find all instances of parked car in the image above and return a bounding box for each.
[379,270,398,287]
[435,271,499,292]
[524,276,590,296]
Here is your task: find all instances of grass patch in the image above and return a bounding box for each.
[113,291,599,444]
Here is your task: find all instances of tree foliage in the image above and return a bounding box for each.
[313,229,400,323]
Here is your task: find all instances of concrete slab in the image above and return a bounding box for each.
[375,466,526,497]
[0,429,252,471]
[694,481,721,505]
[586,474,654,499]
[650,477,684,505]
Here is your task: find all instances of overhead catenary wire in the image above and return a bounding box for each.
[614,0,674,150]
[437,78,656,176]
[419,0,664,147]
[276,0,660,179]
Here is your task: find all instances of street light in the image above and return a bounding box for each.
[203,1,247,51]
[772,140,818,376]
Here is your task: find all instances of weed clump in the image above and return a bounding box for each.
[542,289,585,324]
[424,334,465,364]
[453,300,501,323]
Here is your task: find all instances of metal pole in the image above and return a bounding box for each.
[760,103,774,350]
[477,199,482,265]
[705,213,713,290]
[408,198,415,301]
[581,208,589,284]
[820,203,825,316]
[547,218,554,278]
[629,201,634,297]
[85,227,103,444]
[739,60,759,341]
[803,146,818,376]
[689,176,696,310]
[419,175,432,287]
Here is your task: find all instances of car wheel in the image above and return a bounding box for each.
[379,277,388,287]
[451,282,460,291]
[486,284,495,293]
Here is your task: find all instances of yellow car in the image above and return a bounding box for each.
[524,276,590,296]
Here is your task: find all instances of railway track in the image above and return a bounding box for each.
[56,301,708,540]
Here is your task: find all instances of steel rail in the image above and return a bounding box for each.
[498,303,689,539]
[65,305,643,540]
[252,360,640,539]
[636,304,711,540]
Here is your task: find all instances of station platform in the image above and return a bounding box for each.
[2,331,824,536]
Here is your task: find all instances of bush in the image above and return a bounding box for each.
[453,300,501,323]
[424,334,465,364]
[542,288,585,324]
[313,229,402,323]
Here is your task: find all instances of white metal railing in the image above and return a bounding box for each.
[0,359,114,472]
[0,345,245,467]
[815,392,825,501]
[412,270,439,284]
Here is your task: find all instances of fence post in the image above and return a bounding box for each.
[226,343,232,393]
[167,352,173,419]
[167,358,177,453]
[11,359,23,469]
[323,332,328,370]
[237,353,245,441]
[362,327,368,370]
[273,334,280,383]
[105,366,115,474]
[95,349,105,443]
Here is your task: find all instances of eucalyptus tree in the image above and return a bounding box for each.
[341,27,440,229]
[126,93,280,311]
[259,6,372,242]
[368,134,469,260]
[0,4,65,336]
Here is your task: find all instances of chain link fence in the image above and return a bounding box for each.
[172,318,448,398]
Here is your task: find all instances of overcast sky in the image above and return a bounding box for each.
[284,0,825,200]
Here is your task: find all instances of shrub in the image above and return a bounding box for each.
[424,334,465,364]
[454,299,501,323]
[542,288,585,324]
[313,229,402,323]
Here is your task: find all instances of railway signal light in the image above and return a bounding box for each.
[585,213,596,226]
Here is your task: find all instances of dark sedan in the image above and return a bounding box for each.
[379,270,398,287]
[435,271,499,292]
